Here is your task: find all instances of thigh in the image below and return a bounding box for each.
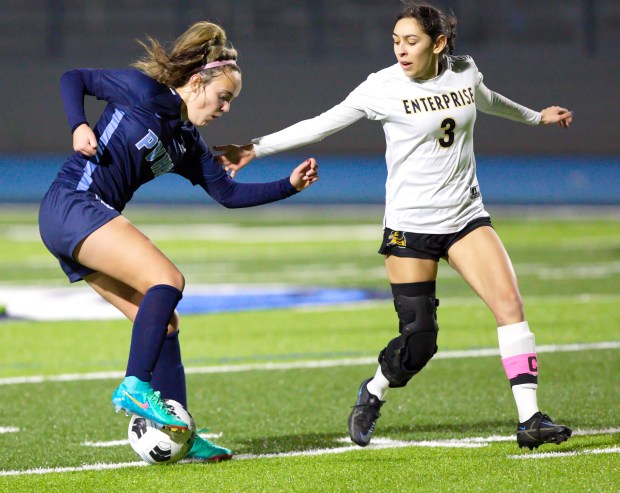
[86,272,179,332]
[446,226,523,315]
[385,255,438,284]
[74,215,184,293]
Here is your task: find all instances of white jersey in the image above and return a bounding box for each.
[252,55,541,233]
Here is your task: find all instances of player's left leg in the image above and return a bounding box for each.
[446,226,571,449]
[87,274,232,460]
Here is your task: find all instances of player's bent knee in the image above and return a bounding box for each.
[379,294,439,388]
[145,270,185,293]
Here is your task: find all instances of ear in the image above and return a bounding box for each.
[433,34,447,54]
[188,74,203,93]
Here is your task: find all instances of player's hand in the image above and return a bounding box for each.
[213,143,255,178]
[539,106,573,129]
[73,123,98,156]
[290,158,319,191]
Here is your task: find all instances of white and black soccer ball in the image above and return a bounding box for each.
[128,399,196,465]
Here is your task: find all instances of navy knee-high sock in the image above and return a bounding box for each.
[125,284,182,383]
[151,330,187,409]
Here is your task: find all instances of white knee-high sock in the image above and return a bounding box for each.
[497,321,540,422]
[366,365,390,400]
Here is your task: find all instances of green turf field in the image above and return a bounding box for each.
[0,204,618,492]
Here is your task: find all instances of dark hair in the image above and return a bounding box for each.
[133,21,240,88]
[396,3,457,55]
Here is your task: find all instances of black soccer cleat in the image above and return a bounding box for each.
[516,412,572,450]
[348,378,385,447]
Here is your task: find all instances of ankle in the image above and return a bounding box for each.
[123,376,152,391]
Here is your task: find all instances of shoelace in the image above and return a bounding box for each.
[148,390,176,416]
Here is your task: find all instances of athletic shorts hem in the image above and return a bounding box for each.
[378,216,493,261]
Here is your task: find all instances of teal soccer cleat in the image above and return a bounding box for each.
[185,433,233,462]
[112,376,189,431]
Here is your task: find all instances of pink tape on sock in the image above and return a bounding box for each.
[502,353,538,380]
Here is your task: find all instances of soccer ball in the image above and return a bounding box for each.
[128,399,196,465]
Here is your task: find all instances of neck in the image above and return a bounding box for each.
[172,85,190,121]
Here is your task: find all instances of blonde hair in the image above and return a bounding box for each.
[132,21,240,88]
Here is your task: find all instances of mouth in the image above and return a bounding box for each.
[399,60,413,69]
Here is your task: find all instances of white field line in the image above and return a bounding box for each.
[2,429,618,477]
[6,221,620,247]
[294,293,620,312]
[1,341,618,387]
[0,427,19,434]
[3,224,382,243]
[81,428,620,450]
[0,461,148,476]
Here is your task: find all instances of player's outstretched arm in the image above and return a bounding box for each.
[539,106,573,129]
[289,158,319,191]
[73,123,98,157]
[213,143,255,178]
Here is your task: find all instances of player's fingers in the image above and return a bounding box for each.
[79,148,96,157]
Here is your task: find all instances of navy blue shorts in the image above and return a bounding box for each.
[38,180,120,283]
[378,216,493,261]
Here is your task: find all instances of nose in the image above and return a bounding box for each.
[221,101,231,113]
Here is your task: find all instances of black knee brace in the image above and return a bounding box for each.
[379,292,439,388]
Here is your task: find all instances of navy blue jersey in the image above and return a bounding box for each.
[57,68,297,212]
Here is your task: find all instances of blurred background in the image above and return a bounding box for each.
[1,0,619,205]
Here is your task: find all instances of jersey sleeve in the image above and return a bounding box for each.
[175,133,299,208]
[60,68,151,133]
[474,72,541,125]
[251,78,379,158]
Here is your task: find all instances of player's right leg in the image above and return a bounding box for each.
[87,274,187,406]
[348,254,438,446]
[87,273,234,457]
[75,216,188,430]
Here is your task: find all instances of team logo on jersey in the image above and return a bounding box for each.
[469,186,480,199]
[135,129,175,177]
[387,230,407,248]
[402,85,474,115]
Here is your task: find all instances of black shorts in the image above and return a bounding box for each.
[378,217,493,261]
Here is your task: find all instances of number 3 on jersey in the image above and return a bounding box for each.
[438,118,456,148]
